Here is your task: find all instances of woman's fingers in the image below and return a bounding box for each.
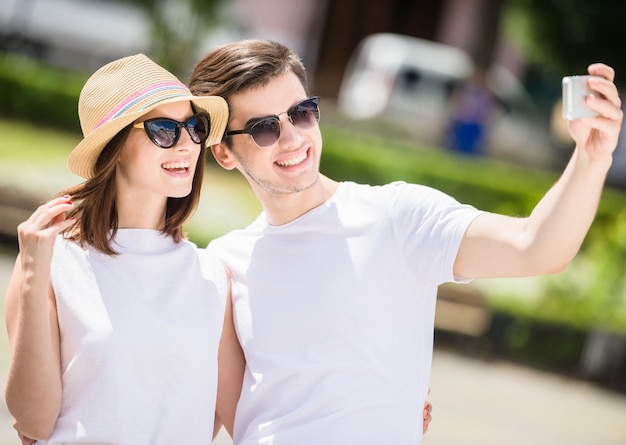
[21,196,74,234]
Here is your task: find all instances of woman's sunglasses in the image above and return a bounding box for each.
[225,97,320,148]
[132,113,211,148]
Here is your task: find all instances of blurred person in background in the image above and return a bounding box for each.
[445,66,504,155]
[4,54,244,444]
[188,39,622,445]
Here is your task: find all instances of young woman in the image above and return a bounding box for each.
[4,53,242,444]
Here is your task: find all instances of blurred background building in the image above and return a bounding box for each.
[0,0,520,91]
[0,0,151,71]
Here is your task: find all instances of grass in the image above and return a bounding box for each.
[0,118,81,197]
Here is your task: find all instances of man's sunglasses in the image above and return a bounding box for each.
[225,97,320,148]
[132,113,211,148]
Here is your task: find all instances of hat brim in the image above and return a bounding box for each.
[68,95,228,179]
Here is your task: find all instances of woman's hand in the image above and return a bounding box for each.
[16,195,75,269]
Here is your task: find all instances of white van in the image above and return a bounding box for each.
[337,33,558,167]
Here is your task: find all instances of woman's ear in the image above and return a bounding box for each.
[211,142,237,170]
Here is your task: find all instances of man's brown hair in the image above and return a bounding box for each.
[189,39,309,106]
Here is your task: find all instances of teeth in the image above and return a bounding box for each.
[276,152,307,167]
[162,161,190,170]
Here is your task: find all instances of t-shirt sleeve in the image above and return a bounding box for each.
[198,245,229,307]
[387,181,483,284]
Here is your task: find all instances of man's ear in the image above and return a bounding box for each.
[210,142,237,170]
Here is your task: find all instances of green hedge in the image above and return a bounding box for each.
[321,126,551,214]
[321,125,626,223]
[0,53,85,132]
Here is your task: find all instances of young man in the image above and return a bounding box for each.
[189,39,623,445]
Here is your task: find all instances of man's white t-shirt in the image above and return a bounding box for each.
[208,181,482,445]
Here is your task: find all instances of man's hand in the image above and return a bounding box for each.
[568,63,623,163]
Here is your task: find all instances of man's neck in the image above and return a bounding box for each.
[261,175,339,226]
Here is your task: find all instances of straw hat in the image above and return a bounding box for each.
[68,53,228,179]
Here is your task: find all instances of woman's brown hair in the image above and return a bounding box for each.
[61,123,207,255]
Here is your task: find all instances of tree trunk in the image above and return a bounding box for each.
[473,0,506,70]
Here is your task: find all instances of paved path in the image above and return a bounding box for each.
[426,350,626,444]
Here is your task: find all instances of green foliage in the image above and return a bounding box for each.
[492,313,587,371]
[0,53,85,132]
[117,0,224,77]
[506,0,626,88]
[481,208,626,335]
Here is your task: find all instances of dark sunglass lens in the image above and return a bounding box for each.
[188,115,210,143]
[290,99,320,129]
[146,120,178,148]
[250,118,281,147]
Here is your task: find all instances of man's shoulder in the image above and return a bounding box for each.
[339,180,436,200]
[207,216,264,248]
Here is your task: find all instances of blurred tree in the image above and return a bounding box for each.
[506,0,626,88]
[474,0,506,71]
[121,0,224,78]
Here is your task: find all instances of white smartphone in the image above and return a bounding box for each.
[562,75,601,120]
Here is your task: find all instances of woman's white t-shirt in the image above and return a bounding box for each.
[44,229,227,444]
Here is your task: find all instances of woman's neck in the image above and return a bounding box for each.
[116,192,167,230]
